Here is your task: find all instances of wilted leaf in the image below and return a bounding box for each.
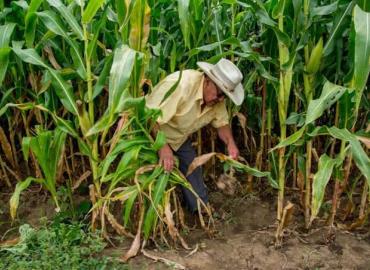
[10,177,42,220]
[121,207,144,262]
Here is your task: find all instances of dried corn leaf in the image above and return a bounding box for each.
[89,185,98,232]
[121,206,144,262]
[233,112,249,148]
[186,152,218,176]
[164,191,190,249]
[357,136,370,149]
[275,201,294,243]
[44,46,61,70]
[0,237,19,248]
[72,170,91,190]
[141,249,186,270]
[105,208,134,238]
[0,126,15,167]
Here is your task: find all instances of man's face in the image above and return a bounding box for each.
[203,76,225,106]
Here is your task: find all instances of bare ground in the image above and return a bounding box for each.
[1,189,370,270]
[124,192,370,270]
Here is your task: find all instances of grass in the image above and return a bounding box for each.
[0,221,128,270]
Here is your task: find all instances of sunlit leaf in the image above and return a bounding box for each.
[310,155,342,223]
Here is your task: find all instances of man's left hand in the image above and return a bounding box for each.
[227,143,239,160]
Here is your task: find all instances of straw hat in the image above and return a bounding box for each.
[197,58,244,106]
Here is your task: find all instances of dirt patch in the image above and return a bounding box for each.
[127,192,370,270]
[2,188,370,270]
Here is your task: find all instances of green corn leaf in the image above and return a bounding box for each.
[24,0,43,47]
[37,10,86,79]
[353,5,370,113]
[272,126,305,150]
[272,0,286,19]
[0,48,11,86]
[236,0,276,27]
[223,157,278,189]
[108,45,136,113]
[160,69,183,105]
[12,47,48,67]
[187,37,240,57]
[271,26,291,47]
[152,131,166,151]
[30,130,52,181]
[90,53,113,101]
[115,0,128,24]
[47,0,84,40]
[21,137,31,162]
[129,0,151,51]
[123,190,138,226]
[82,0,106,23]
[178,0,191,48]
[119,96,146,114]
[170,42,177,73]
[139,149,158,164]
[324,2,354,55]
[37,10,68,36]
[49,128,67,182]
[191,0,203,20]
[357,0,370,11]
[309,126,370,183]
[12,48,78,115]
[10,177,43,220]
[305,81,348,125]
[350,138,370,184]
[0,23,16,48]
[143,173,170,239]
[312,1,338,16]
[0,28,12,86]
[85,112,115,137]
[311,155,342,223]
[0,88,15,110]
[114,137,150,154]
[87,7,108,59]
[51,115,93,159]
[0,102,36,118]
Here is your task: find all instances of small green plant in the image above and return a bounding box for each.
[0,222,127,270]
[10,127,66,220]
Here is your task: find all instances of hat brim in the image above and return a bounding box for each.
[197,61,244,106]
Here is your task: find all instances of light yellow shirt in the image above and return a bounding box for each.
[145,70,229,151]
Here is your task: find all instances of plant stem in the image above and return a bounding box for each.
[83,21,99,196]
[305,140,312,228]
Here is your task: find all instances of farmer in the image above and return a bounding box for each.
[146,58,244,212]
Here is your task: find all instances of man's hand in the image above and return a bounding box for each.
[217,125,239,160]
[228,142,239,160]
[158,144,174,172]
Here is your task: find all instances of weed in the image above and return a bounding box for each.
[0,222,127,270]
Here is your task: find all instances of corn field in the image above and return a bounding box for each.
[0,0,369,264]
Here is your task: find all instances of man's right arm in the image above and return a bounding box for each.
[146,75,183,172]
[152,123,175,172]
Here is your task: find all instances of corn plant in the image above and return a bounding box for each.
[10,127,66,219]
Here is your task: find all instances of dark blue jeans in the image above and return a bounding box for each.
[174,139,208,212]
